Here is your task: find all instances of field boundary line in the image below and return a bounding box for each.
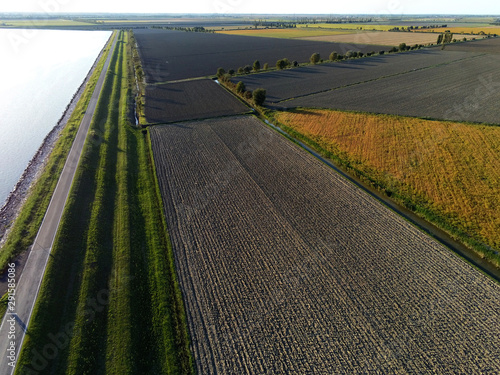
[276,52,487,104]
[260,117,500,283]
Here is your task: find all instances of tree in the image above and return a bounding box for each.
[329,51,338,61]
[398,42,407,51]
[228,69,235,75]
[243,65,252,74]
[237,67,244,74]
[216,67,225,78]
[292,60,298,67]
[253,88,266,106]
[379,50,385,55]
[437,34,443,44]
[236,81,245,94]
[253,60,261,71]
[263,62,269,70]
[310,52,320,64]
[276,59,287,69]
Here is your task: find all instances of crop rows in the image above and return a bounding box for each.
[233,49,479,103]
[134,29,387,83]
[285,53,500,124]
[144,79,249,124]
[442,36,500,53]
[150,115,500,373]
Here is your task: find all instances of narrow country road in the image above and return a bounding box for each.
[0,32,117,375]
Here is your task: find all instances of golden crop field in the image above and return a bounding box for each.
[298,31,444,46]
[275,109,500,263]
[419,26,500,35]
[297,23,397,31]
[216,27,356,39]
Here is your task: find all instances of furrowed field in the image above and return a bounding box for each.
[133,29,387,82]
[283,53,500,124]
[144,79,249,124]
[234,49,477,104]
[275,109,500,264]
[442,36,500,53]
[150,115,500,373]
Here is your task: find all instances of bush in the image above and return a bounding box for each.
[292,60,298,67]
[253,60,261,71]
[237,67,244,74]
[243,65,252,74]
[263,62,269,70]
[244,90,252,99]
[310,52,320,64]
[379,50,385,55]
[228,69,235,75]
[329,51,338,61]
[276,59,287,70]
[236,81,245,94]
[398,42,407,51]
[216,67,225,78]
[253,88,266,106]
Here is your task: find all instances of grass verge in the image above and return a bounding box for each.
[15,30,193,374]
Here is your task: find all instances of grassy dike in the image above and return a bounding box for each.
[0,33,115,271]
[15,30,193,374]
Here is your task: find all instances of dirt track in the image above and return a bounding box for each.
[150,115,500,373]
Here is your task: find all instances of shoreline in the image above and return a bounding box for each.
[0,40,108,248]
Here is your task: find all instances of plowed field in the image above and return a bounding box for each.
[150,115,500,374]
[144,79,249,124]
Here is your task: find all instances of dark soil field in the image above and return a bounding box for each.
[233,49,478,103]
[144,79,249,123]
[284,53,500,124]
[150,115,500,374]
[441,36,500,53]
[134,29,388,83]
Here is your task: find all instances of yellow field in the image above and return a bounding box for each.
[276,109,500,261]
[216,28,356,39]
[419,26,500,35]
[297,23,397,31]
[299,31,445,46]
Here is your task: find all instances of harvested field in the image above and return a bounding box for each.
[275,108,500,261]
[133,29,387,83]
[299,31,445,46]
[420,26,500,35]
[233,50,479,103]
[144,79,249,124]
[284,53,500,124]
[441,37,500,53]
[150,115,500,373]
[216,28,357,39]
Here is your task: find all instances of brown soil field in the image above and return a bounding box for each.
[441,36,500,53]
[275,109,500,263]
[299,31,447,46]
[144,79,249,124]
[150,115,500,373]
[285,53,500,125]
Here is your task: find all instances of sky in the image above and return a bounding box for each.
[0,0,498,15]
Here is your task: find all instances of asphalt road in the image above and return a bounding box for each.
[0,33,117,375]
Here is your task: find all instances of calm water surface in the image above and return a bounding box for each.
[0,29,111,206]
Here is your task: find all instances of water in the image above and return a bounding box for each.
[0,29,111,206]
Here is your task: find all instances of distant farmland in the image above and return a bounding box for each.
[298,30,446,46]
[275,108,500,263]
[284,53,500,124]
[144,79,249,124]
[150,115,500,373]
[133,29,387,82]
[233,50,479,104]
